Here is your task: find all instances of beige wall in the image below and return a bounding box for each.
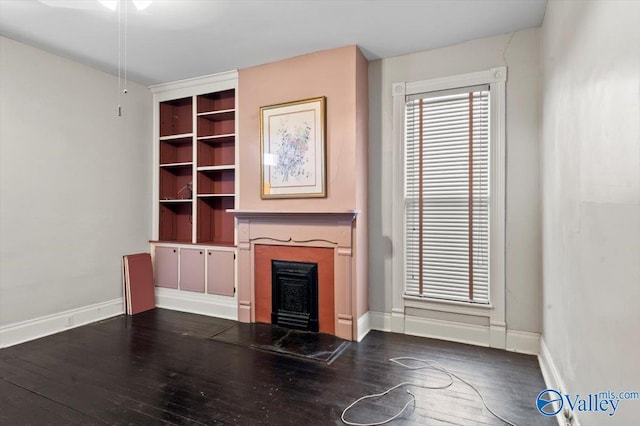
[541,1,640,424]
[368,28,542,333]
[0,36,153,327]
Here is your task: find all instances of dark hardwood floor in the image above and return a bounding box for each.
[0,309,553,425]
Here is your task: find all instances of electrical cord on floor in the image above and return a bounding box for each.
[340,357,517,426]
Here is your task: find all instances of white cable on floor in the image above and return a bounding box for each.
[340,383,416,426]
[340,357,517,426]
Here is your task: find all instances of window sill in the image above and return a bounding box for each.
[403,295,494,317]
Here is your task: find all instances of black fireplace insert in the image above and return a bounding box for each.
[271,260,319,332]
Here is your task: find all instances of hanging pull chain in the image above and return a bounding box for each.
[117,0,128,117]
[123,0,128,95]
[117,0,122,116]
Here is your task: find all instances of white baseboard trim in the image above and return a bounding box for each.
[367,310,539,355]
[506,329,540,355]
[538,337,578,426]
[539,337,566,393]
[0,298,124,348]
[369,311,392,332]
[490,321,507,350]
[155,288,237,321]
[356,311,371,342]
[405,315,490,347]
[390,308,405,333]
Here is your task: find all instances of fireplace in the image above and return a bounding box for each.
[271,260,319,332]
[232,210,362,341]
[254,244,335,334]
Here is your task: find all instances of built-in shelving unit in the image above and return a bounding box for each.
[150,72,238,316]
[195,88,236,246]
[155,82,237,245]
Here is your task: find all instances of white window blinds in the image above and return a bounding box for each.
[405,86,490,303]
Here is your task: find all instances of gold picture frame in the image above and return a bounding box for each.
[260,96,326,199]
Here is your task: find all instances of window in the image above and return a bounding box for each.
[395,68,506,310]
[405,87,490,303]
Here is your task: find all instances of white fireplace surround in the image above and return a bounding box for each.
[230,210,360,341]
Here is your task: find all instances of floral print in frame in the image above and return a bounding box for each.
[260,97,326,198]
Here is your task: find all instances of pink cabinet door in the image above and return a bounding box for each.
[207,250,235,296]
[155,246,178,288]
[179,248,205,292]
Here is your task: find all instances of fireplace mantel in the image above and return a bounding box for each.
[231,208,360,340]
[229,209,359,221]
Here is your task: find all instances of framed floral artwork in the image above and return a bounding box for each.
[260,96,326,199]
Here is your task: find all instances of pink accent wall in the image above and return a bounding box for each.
[237,45,369,339]
[238,45,362,210]
[355,49,369,320]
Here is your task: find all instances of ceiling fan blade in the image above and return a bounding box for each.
[37,1,105,11]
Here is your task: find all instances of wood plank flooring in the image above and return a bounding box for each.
[0,309,554,425]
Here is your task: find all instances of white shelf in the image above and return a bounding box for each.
[197,133,235,141]
[197,194,235,198]
[159,133,193,141]
[159,199,192,203]
[197,165,235,172]
[197,109,235,121]
[160,162,193,168]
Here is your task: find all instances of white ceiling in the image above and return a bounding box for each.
[0,0,547,86]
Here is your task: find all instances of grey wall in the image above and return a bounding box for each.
[368,28,542,333]
[0,37,153,326]
[540,1,640,424]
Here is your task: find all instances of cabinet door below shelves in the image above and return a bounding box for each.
[155,247,178,289]
[179,248,205,292]
[207,250,235,296]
